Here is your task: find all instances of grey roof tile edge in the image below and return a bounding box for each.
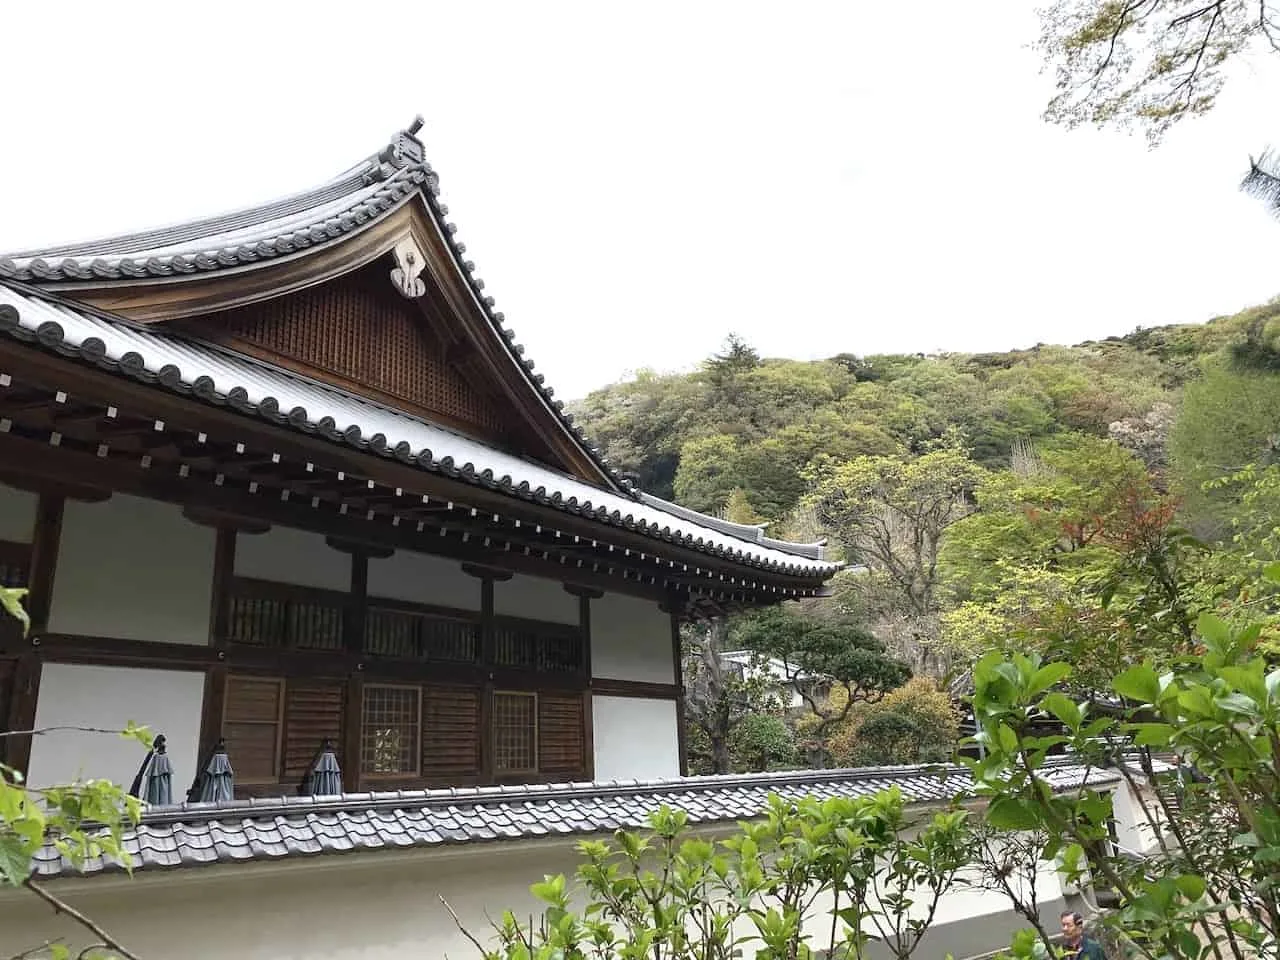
[0,286,838,580]
[29,761,1121,880]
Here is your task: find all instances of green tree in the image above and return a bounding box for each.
[732,606,911,757]
[810,440,985,619]
[940,433,1155,603]
[728,713,797,772]
[683,619,780,775]
[1037,0,1277,142]
[673,434,741,514]
[1169,362,1280,537]
[827,678,961,768]
[461,790,971,960]
[967,587,1280,960]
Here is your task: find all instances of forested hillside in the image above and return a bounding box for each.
[572,298,1280,773]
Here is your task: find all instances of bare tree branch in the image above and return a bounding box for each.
[22,879,142,960]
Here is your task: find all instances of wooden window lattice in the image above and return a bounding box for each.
[0,539,30,589]
[361,685,421,777]
[493,623,583,674]
[226,583,344,651]
[493,691,537,774]
[364,607,479,662]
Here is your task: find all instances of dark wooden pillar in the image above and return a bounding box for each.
[324,537,387,789]
[342,673,364,793]
[208,527,237,648]
[661,599,689,777]
[26,493,64,635]
[9,493,65,776]
[565,584,602,782]
[478,575,495,784]
[463,563,512,786]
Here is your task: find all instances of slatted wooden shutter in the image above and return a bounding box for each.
[282,681,345,781]
[538,693,586,777]
[421,685,481,779]
[222,676,283,783]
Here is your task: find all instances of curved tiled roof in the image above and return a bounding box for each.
[0,284,840,578]
[0,119,831,565]
[28,760,1120,880]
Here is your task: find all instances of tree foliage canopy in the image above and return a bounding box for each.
[1037,0,1280,142]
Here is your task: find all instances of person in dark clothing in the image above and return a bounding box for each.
[1061,911,1106,960]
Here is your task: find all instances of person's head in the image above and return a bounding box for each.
[1060,911,1085,945]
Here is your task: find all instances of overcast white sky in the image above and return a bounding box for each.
[4,2,1280,399]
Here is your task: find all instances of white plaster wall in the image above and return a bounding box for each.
[367,550,480,610]
[0,845,582,960]
[49,494,216,645]
[234,524,351,592]
[1111,779,1164,854]
[494,573,578,624]
[25,663,204,793]
[591,591,673,684]
[0,834,1066,960]
[592,695,680,781]
[0,480,36,542]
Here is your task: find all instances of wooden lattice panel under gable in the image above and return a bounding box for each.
[189,264,508,441]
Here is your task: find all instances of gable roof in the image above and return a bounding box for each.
[0,119,627,493]
[28,760,1120,881]
[0,118,836,574]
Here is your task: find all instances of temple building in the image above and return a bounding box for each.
[0,119,1136,959]
[0,118,837,802]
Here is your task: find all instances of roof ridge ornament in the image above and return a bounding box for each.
[374,116,428,181]
[390,236,427,299]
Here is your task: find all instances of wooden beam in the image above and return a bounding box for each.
[208,527,236,647]
[479,577,495,785]
[578,592,593,681]
[326,536,394,560]
[4,654,41,777]
[345,551,368,654]
[462,562,513,582]
[184,506,269,535]
[581,688,595,782]
[342,674,363,793]
[0,347,825,595]
[196,665,228,786]
[0,470,111,504]
[590,678,682,700]
[671,611,687,777]
[26,493,64,634]
[0,431,677,604]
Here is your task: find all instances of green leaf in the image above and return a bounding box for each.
[1220,665,1268,707]
[986,797,1042,831]
[996,723,1018,753]
[0,586,29,636]
[1175,874,1206,901]
[1197,613,1231,646]
[1028,662,1071,697]
[0,834,31,887]
[1130,723,1175,748]
[1040,692,1082,730]
[1113,664,1161,703]
[1263,562,1280,585]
